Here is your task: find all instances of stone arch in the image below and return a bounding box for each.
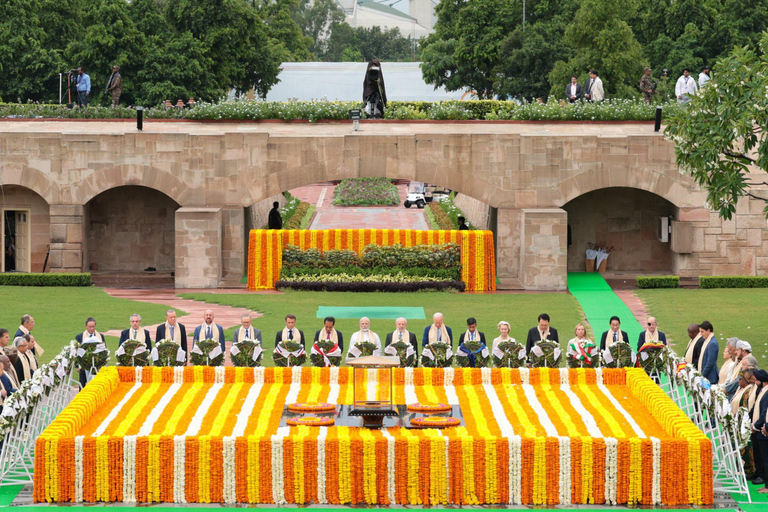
[557,168,705,209]
[74,165,194,206]
[0,184,51,273]
[0,164,58,204]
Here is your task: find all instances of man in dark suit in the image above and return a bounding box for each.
[314,316,344,352]
[275,314,305,350]
[750,369,768,491]
[566,75,582,102]
[525,313,559,353]
[155,309,188,352]
[119,314,152,350]
[15,314,42,358]
[458,317,486,366]
[232,313,262,343]
[698,320,719,385]
[422,312,453,348]
[600,316,629,351]
[75,317,106,387]
[636,316,667,351]
[385,317,418,354]
[193,309,226,352]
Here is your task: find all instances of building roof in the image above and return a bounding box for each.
[358,1,416,20]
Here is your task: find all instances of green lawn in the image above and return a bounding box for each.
[636,288,768,365]
[180,290,585,366]
[0,287,184,364]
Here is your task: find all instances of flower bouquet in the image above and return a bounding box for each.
[567,339,599,368]
[492,340,526,368]
[152,340,186,367]
[190,339,225,367]
[230,339,263,367]
[115,340,150,367]
[528,340,562,368]
[310,340,342,367]
[349,340,379,358]
[273,340,306,367]
[77,337,110,373]
[601,341,635,368]
[456,341,490,368]
[384,340,417,367]
[421,341,453,368]
[637,343,667,374]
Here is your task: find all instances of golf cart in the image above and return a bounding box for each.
[404,183,427,208]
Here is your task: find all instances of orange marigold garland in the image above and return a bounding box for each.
[286,416,334,427]
[288,402,336,413]
[407,402,452,413]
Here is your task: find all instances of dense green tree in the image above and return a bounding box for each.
[665,33,768,219]
[324,22,357,61]
[354,27,416,62]
[256,0,314,62]
[549,0,647,98]
[421,0,520,98]
[291,0,345,57]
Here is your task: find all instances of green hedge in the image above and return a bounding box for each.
[282,243,461,270]
[636,276,680,289]
[283,201,314,230]
[332,178,399,206]
[280,265,462,281]
[0,99,682,122]
[699,276,768,288]
[0,273,91,286]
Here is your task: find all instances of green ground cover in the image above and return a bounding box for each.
[636,288,768,365]
[181,290,585,366]
[0,287,184,364]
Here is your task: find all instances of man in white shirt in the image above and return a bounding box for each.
[566,75,582,103]
[698,66,710,88]
[584,70,604,102]
[675,68,698,104]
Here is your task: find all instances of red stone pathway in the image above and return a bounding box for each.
[103,288,261,365]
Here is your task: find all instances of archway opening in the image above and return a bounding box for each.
[85,186,179,277]
[563,187,675,273]
[0,185,50,273]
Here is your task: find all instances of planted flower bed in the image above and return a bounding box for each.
[332,177,399,206]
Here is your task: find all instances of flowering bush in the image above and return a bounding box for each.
[332,178,399,206]
[428,202,455,229]
[282,243,461,270]
[275,280,465,292]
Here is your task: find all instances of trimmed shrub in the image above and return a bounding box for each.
[283,201,314,230]
[280,265,461,281]
[427,202,454,230]
[282,243,461,270]
[275,280,465,292]
[636,276,680,289]
[699,276,768,289]
[0,273,91,286]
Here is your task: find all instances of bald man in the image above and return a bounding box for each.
[637,316,666,351]
[155,310,188,352]
[193,309,225,352]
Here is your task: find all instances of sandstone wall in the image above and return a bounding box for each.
[452,193,491,230]
[1,186,50,272]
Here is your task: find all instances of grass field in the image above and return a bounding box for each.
[181,290,586,365]
[0,287,184,364]
[636,288,768,365]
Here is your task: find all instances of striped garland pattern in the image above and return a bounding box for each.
[246,229,496,291]
[35,366,712,506]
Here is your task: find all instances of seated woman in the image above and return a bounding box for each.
[12,335,38,385]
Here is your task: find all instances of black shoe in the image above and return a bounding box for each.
[144,266,156,272]
[752,477,765,485]
[746,474,758,480]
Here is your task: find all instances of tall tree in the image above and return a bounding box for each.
[548,0,647,98]
[421,0,520,98]
[256,0,314,62]
[291,0,345,57]
[664,33,768,219]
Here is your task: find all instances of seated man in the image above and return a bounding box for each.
[458,317,486,366]
[155,310,188,352]
[119,314,152,350]
[193,309,226,352]
[0,354,19,390]
[422,312,453,348]
[0,328,10,356]
[233,313,261,343]
[275,314,305,350]
[637,317,667,351]
[525,313,559,353]
[346,317,381,362]
[314,316,344,352]
[600,316,629,351]
[385,317,417,353]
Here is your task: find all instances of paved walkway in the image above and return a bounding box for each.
[290,183,429,230]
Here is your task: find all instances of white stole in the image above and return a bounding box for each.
[281,327,302,344]
[237,326,257,341]
[164,323,182,344]
[199,323,220,342]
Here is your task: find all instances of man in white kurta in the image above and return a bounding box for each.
[675,68,698,103]
[346,317,381,362]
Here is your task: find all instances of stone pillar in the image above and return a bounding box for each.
[49,205,84,273]
[175,207,222,289]
[520,209,568,291]
[220,206,245,285]
[496,207,523,289]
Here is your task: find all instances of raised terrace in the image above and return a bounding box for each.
[2,120,767,289]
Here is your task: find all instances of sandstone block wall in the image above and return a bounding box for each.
[452,193,491,230]
[174,208,221,289]
[520,209,568,290]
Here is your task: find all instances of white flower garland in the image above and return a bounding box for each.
[558,436,571,505]
[134,366,143,383]
[595,367,603,385]
[123,435,136,504]
[317,427,328,504]
[74,435,84,503]
[214,365,226,383]
[222,436,236,504]
[254,366,265,384]
[91,382,142,436]
[559,368,569,386]
[327,366,341,404]
[481,367,492,385]
[403,367,418,404]
[444,434,451,501]
[604,437,618,505]
[483,384,515,436]
[510,435,522,504]
[291,365,302,384]
[183,383,223,436]
[519,367,530,385]
[443,367,459,404]
[173,435,186,503]
[231,383,263,437]
[651,437,662,504]
[597,383,646,438]
[271,431,287,504]
[137,383,182,436]
[173,366,184,383]
[367,368,378,401]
